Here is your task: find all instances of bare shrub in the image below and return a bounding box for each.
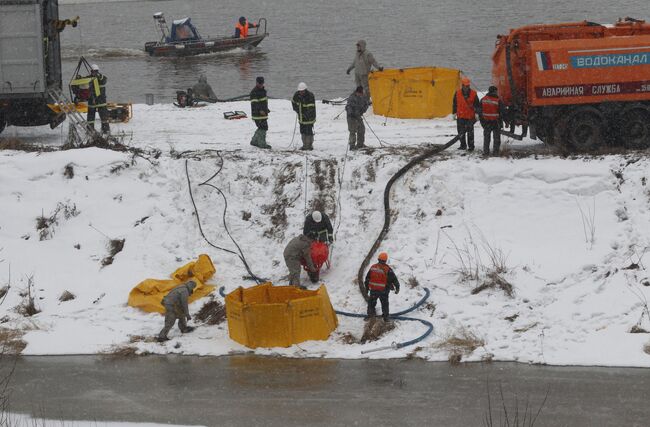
[449,352,462,365]
[482,381,548,427]
[360,317,395,343]
[63,164,74,179]
[195,298,226,325]
[644,343,650,355]
[17,275,40,317]
[339,332,358,345]
[576,197,596,250]
[105,345,147,358]
[101,238,125,267]
[58,291,75,302]
[35,201,80,240]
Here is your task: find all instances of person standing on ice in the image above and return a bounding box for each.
[292,82,316,151]
[249,76,271,149]
[346,40,383,97]
[479,86,504,157]
[283,233,317,289]
[303,210,333,243]
[157,279,197,342]
[346,86,370,150]
[452,77,481,151]
[364,252,400,321]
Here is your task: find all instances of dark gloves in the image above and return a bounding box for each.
[378,66,384,71]
[394,288,399,295]
[346,67,352,75]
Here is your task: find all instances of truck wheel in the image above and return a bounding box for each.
[620,107,650,149]
[564,108,605,152]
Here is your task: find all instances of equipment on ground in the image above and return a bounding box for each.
[223,282,338,349]
[368,67,460,119]
[0,0,65,134]
[223,111,247,119]
[493,18,650,151]
[145,13,268,57]
[128,254,216,313]
[303,241,329,283]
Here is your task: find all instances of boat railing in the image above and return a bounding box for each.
[254,18,267,36]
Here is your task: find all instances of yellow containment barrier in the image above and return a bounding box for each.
[225,282,338,349]
[368,67,460,119]
[128,254,216,314]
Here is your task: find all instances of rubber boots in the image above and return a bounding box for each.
[300,135,314,151]
[258,130,271,149]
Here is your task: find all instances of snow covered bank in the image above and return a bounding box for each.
[1,100,650,366]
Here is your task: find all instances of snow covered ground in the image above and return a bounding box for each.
[1,99,650,367]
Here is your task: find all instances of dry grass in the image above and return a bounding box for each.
[101,238,125,267]
[0,286,8,301]
[58,291,75,302]
[514,322,539,333]
[472,272,514,297]
[195,298,226,325]
[105,345,150,358]
[0,138,54,152]
[360,317,395,344]
[644,343,650,355]
[436,327,486,363]
[407,276,420,289]
[339,332,358,345]
[405,346,423,360]
[0,328,27,355]
[17,275,40,317]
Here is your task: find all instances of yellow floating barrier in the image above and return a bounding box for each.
[128,254,216,314]
[225,283,338,349]
[369,66,460,119]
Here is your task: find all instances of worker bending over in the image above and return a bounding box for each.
[452,77,480,151]
[284,233,317,289]
[158,279,197,342]
[364,252,400,321]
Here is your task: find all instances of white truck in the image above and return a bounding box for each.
[0,0,64,134]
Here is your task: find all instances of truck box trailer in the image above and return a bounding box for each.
[0,0,63,134]
[492,18,650,151]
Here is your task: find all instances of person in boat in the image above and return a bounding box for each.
[192,75,217,102]
[234,16,259,38]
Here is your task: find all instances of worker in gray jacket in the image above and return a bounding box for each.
[346,40,383,97]
[283,234,317,289]
[192,74,217,102]
[157,280,197,342]
[346,86,370,150]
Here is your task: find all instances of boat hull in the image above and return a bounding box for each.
[144,34,266,57]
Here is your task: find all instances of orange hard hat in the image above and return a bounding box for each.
[378,252,388,262]
[461,77,471,86]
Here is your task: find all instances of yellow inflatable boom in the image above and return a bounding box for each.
[128,254,216,314]
[368,67,460,119]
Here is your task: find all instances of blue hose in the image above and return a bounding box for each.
[219,286,434,352]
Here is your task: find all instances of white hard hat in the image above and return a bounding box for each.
[312,211,322,223]
[297,82,307,91]
[90,64,100,71]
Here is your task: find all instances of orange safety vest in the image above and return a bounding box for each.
[481,95,500,121]
[456,89,478,120]
[368,263,390,292]
[235,21,249,38]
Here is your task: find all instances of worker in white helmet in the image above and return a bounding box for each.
[88,63,109,134]
[291,82,316,150]
[303,210,333,243]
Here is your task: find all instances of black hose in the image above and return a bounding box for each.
[185,155,266,283]
[356,133,463,300]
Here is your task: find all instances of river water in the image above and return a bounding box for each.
[58,0,648,103]
[8,355,650,426]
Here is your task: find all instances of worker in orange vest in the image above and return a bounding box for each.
[479,86,505,157]
[364,252,400,321]
[234,16,259,38]
[452,77,481,151]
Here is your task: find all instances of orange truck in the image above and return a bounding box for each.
[492,18,650,150]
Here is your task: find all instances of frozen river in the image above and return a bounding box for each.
[8,355,650,426]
